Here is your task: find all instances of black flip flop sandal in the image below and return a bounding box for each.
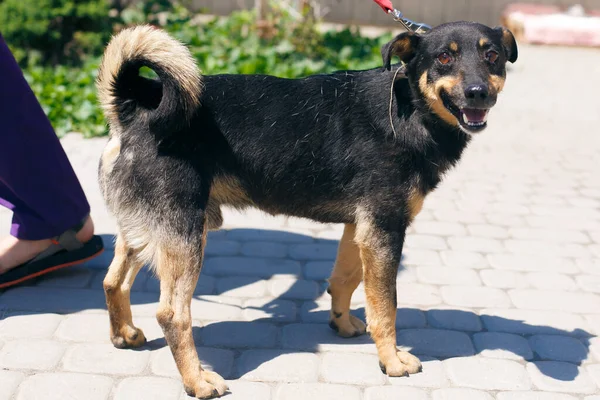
[0,217,104,290]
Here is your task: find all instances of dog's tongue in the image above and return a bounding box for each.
[461,108,488,124]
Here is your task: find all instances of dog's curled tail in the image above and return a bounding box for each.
[96,25,202,137]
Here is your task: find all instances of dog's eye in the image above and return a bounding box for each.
[437,52,452,65]
[485,50,499,64]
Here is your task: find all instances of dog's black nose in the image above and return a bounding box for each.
[464,84,489,100]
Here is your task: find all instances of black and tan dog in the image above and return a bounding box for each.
[97,21,517,398]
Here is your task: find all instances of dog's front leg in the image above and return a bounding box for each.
[356,213,422,377]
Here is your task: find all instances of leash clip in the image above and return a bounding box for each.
[387,8,432,33]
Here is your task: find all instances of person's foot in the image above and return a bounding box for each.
[0,217,94,274]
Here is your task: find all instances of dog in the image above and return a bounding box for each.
[96,21,517,398]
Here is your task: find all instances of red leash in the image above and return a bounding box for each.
[373,0,394,13]
[371,0,432,33]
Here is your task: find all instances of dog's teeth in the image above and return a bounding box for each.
[462,113,470,124]
[482,112,488,123]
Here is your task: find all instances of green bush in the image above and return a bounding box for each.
[0,0,115,66]
[17,2,394,137]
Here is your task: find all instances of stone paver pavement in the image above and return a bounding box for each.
[1,43,600,399]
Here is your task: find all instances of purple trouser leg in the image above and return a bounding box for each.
[0,33,90,240]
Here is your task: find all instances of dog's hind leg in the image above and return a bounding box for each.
[103,233,146,348]
[155,231,228,399]
[327,224,367,338]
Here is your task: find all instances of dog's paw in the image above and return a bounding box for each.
[379,350,422,377]
[111,325,147,349]
[328,312,367,338]
[184,370,228,399]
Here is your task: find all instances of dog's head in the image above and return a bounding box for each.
[382,22,518,134]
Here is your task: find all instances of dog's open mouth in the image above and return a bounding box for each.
[441,92,489,133]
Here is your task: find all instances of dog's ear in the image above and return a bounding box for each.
[494,27,518,63]
[381,31,421,70]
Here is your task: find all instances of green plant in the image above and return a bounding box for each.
[0,0,116,66]
[23,59,106,137]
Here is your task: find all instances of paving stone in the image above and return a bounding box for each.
[529,335,588,363]
[217,381,272,400]
[444,357,531,390]
[0,312,62,339]
[299,300,332,323]
[63,343,150,375]
[0,286,107,313]
[190,295,243,321]
[527,361,597,394]
[509,289,600,314]
[473,332,533,361]
[590,337,600,362]
[320,352,387,385]
[487,254,578,274]
[427,307,482,332]
[204,240,241,256]
[586,315,600,336]
[509,227,590,244]
[586,364,600,388]
[364,386,429,400]
[303,261,333,280]
[227,228,314,243]
[83,249,115,270]
[267,278,319,300]
[282,323,376,354]
[525,272,578,291]
[447,237,504,253]
[440,251,489,269]
[434,210,486,224]
[288,243,338,261]
[397,266,418,283]
[199,321,278,348]
[576,275,600,293]
[401,249,442,267]
[17,373,113,400]
[486,213,526,228]
[397,329,475,358]
[36,265,94,288]
[396,283,442,306]
[432,388,493,400]
[146,274,215,295]
[496,392,578,400]
[115,377,182,400]
[237,350,319,382]
[417,267,481,286]
[467,224,509,239]
[242,298,296,322]
[91,269,149,292]
[389,356,449,388]
[412,221,466,236]
[0,339,66,370]
[480,269,528,289]
[0,370,24,400]
[441,286,511,308]
[151,346,234,378]
[241,241,288,258]
[396,308,428,329]
[405,234,448,250]
[273,383,361,400]
[203,257,301,278]
[216,276,268,298]
[55,313,111,343]
[481,309,591,337]
[505,240,590,259]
